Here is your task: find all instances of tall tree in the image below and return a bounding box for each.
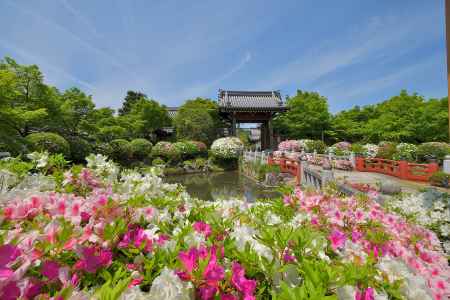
[118,90,147,116]
[273,90,331,140]
[121,98,171,140]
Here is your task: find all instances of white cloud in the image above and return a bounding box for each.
[165,52,253,102]
[257,10,441,91]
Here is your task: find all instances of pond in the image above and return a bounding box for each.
[164,171,281,202]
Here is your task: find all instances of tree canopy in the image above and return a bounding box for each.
[0,57,171,160]
[173,98,219,144]
[273,90,331,140]
[274,89,448,144]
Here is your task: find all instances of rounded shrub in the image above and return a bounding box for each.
[130,138,152,160]
[306,140,327,154]
[416,142,450,162]
[109,139,132,163]
[392,143,417,162]
[152,157,165,166]
[173,142,191,159]
[67,137,93,163]
[351,143,364,156]
[191,141,207,154]
[211,137,244,159]
[376,141,397,160]
[429,171,450,188]
[152,142,173,158]
[26,132,70,157]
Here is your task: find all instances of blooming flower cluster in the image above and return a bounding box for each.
[386,189,450,253]
[392,143,418,162]
[211,137,244,159]
[362,144,379,158]
[0,154,448,300]
[278,140,302,152]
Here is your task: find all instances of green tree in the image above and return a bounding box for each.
[0,57,60,137]
[122,98,171,140]
[59,88,96,138]
[118,90,146,116]
[273,90,331,140]
[179,97,222,129]
[174,108,216,144]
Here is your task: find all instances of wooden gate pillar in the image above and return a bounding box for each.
[231,113,236,136]
[260,122,267,150]
[268,118,274,150]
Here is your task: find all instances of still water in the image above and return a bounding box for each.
[165,171,280,202]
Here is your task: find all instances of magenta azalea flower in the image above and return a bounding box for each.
[75,247,112,273]
[178,248,198,273]
[0,281,21,300]
[231,262,256,298]
[0,244,21,267]
[193,221,212,238]
[41,260,60,280]
[328,229,347,251]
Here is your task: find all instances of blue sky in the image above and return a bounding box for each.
[0,0,446,112]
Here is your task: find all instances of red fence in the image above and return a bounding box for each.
[355,157,439,182]
[268,156,301,185]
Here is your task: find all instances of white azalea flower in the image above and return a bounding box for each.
[148,267,193,300]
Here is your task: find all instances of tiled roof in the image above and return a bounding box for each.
[167,107,178,118]
[218,90,286,112]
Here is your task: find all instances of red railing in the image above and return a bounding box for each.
[268,156,301,185]
[355,157,439,182]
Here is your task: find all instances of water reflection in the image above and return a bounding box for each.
[165,171,280,202]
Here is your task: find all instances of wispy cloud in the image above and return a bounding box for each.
[59,0,100,38]
[258,9,441,91]
[5,0,135,77]
[320,53,443,111]
[167,52,253,102]
[0,39,95,90]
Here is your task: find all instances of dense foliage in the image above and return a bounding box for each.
[173,98,220,145]
[274,90,448,144]
[0,57,170,162]
[0,154,448,299]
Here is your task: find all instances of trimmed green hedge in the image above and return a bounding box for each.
[26,132,70,157]
[130,138,152,160]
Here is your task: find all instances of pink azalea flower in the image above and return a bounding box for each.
[178,248,198,273]
[24,279,43,299]
[351,230,363,243]
[328,229,346,251]
[193,221,212,238]
[75,247,112,273]
[231,262,256,298]
[0,281,21,300]
[198,285,217,300]
[0,244,21,268]
[41,261,60,280]
[0,268,14,280]
[355,287,374,300]
[221,294,238,300]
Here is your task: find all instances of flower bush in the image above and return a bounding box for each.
[417,142,450,163]
[376,142,397,160]
[0,154,449,299]
[278,140,301,152]
[305,140,327,154]
[392,143,417,162]
[386,189,450,254]
[130,138,153,160]
[210,137,244,159]
[152,142,175,160]
[362,144,379,158]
